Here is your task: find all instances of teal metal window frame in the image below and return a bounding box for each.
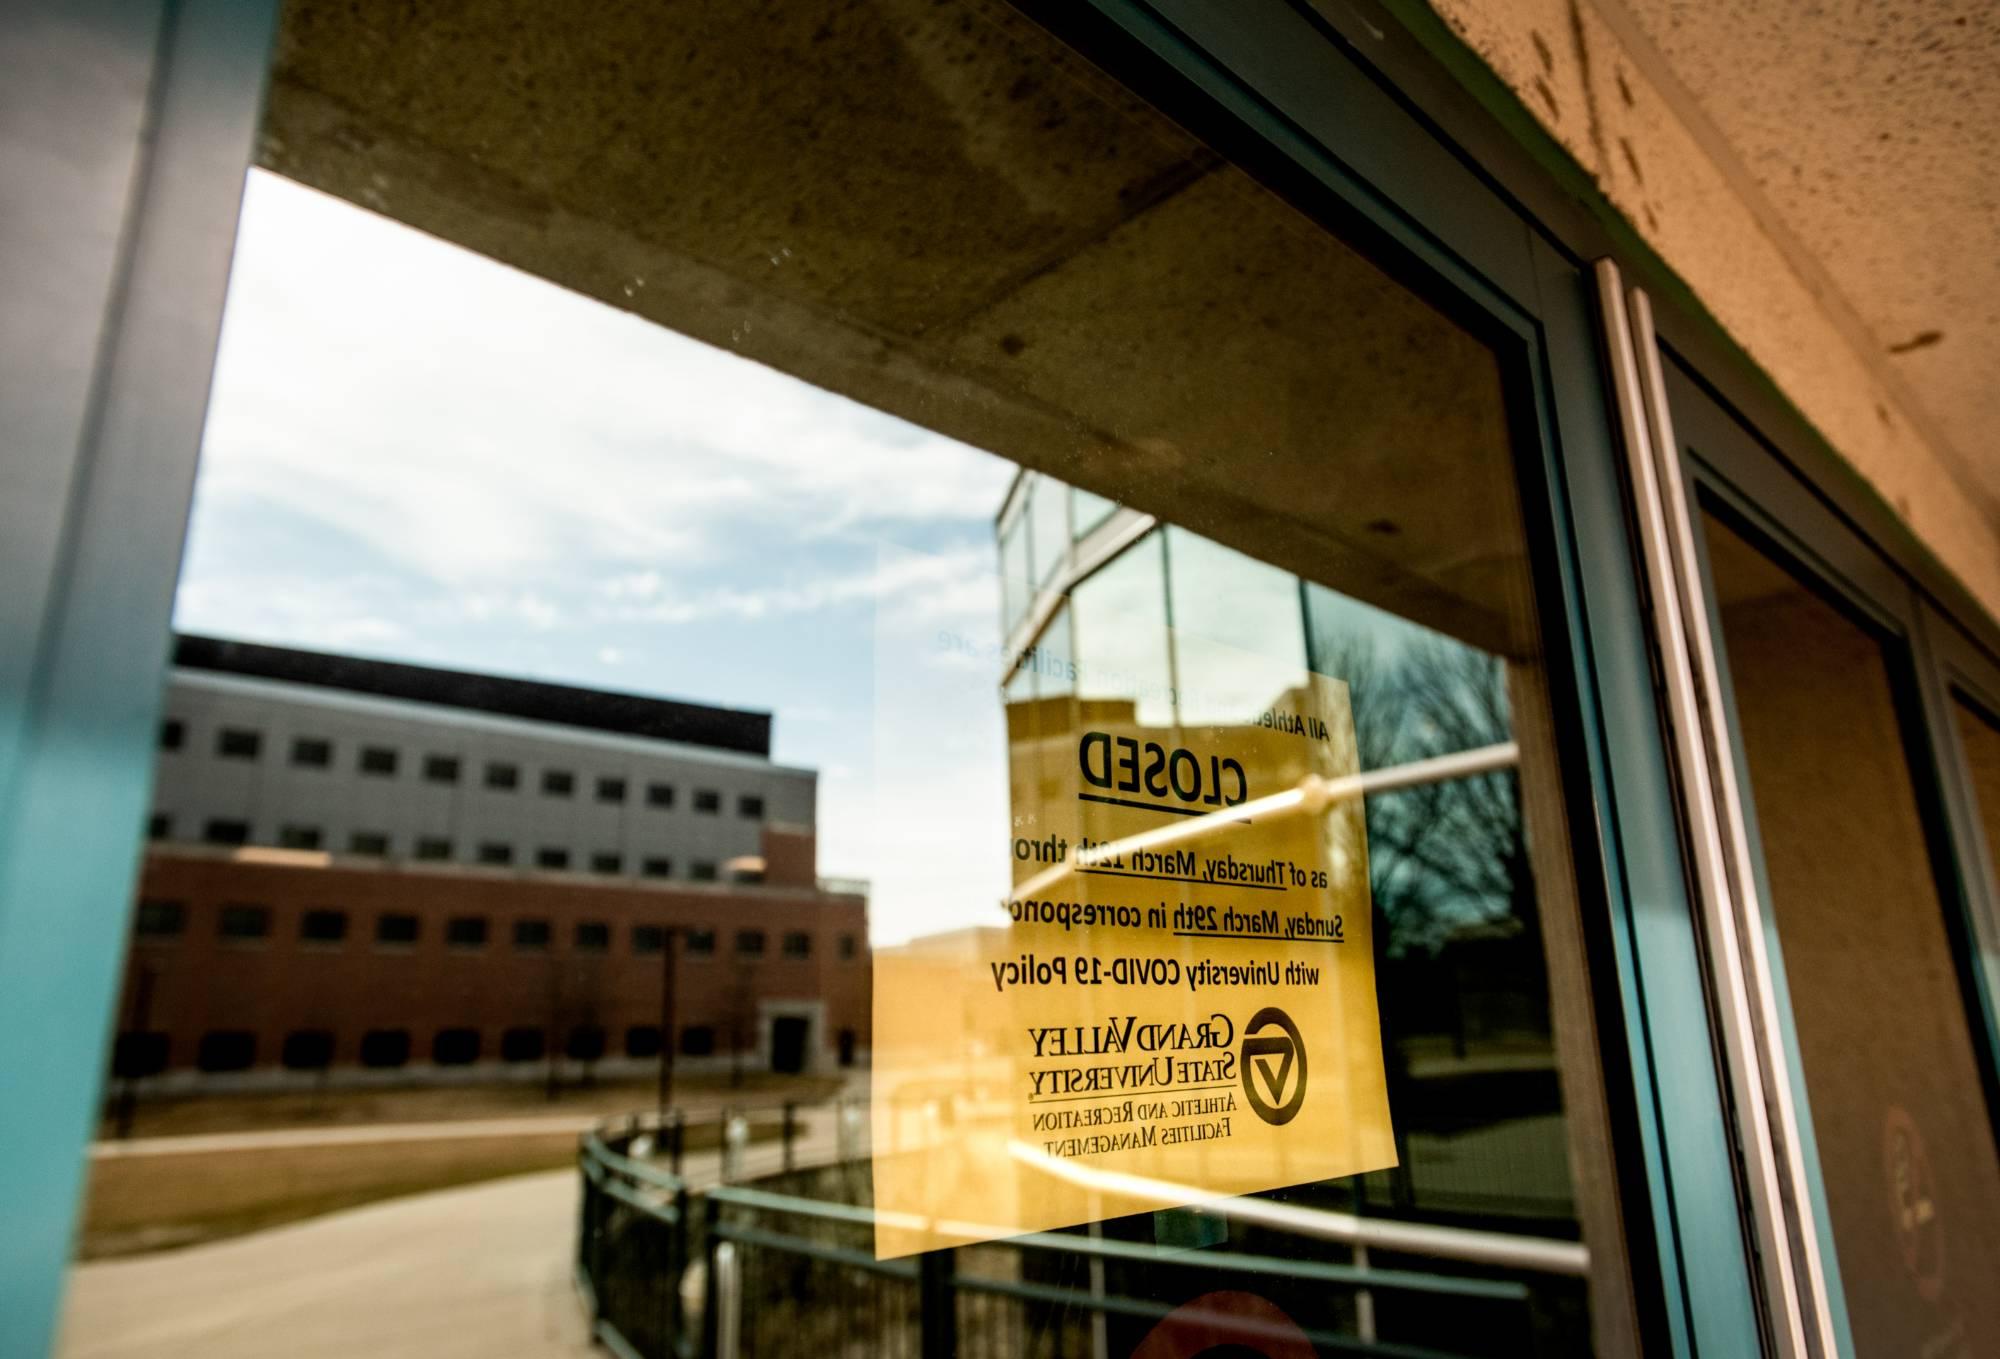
[0,3,281,1356]
[1030,2,1767,1352]
[36,0,2000,1355]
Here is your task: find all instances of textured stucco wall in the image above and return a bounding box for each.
[1418,0,2000,620]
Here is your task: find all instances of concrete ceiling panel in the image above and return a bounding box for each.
[261,0,1550,657]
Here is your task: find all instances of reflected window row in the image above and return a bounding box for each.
[134,900,848,963]
[145,815,744,884]
[113,1023,733,1077]
[161,717,758,817]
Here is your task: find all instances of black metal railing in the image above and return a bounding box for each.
[576,1101,1588,1359]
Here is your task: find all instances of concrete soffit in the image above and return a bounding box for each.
[1391,0,2000,623]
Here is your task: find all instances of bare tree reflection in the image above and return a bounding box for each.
[1321,635,1530,957]
[1318,628,1563,1215]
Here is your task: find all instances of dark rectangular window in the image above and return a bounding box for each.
[501,1027,544,1062]
[279,824,322,850]
[477,842,514,866]
[624,1025,662,1058]
[301,908,348,942]
[641,856,673,879]
[736,929,766,957]
[359,1029,410,1068]
[146,813,171,840]
[691,861,718,882]
[432,1027,480,1065]
[513,918,551,950]
[446,916,488,948]
[198,1031,256,1072]
[376,912,420,944]
[782,930,811,959]
[282,1030,335,1071]
[590,851,623,875]
[685,927,716,957]
[218,904,270,940]
[217,726,261,759]
[359,745,399,776]
[535,846,571,870]
[291,736,332,767]
[349,830,391,857]
[574,921,610,952]
[693,789,721,814]
[204,818,250,846]
[484,761,519,790]
[113,1032,170,1079]
[541,769,574,796]
[415,835,453,861]
[738,794,765,819]
[632,924,665,954]
[423,753,461,784]
[679,1025,716,1057]
[566,1025,606,1061]
[645,782,675,808]
[134,899,186,938]
[838,933,858,961]
[596,775,627,804]
[160,718,185,751]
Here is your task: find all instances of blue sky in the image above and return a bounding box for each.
[177,171,1022,943]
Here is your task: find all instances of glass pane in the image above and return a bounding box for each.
[999,511,1031,635]
[1166,528,1309,728]
[1072,534,1175,730]
[74,2,1616,1355]
[1072,486,1119,540]
[1029,475,1070,588]
[1704,511,2000,1355]
[1953,695,2000,905]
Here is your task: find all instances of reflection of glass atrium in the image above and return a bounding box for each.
[997,468,1570,1227]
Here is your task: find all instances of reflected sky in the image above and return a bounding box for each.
[177,170,1019,944]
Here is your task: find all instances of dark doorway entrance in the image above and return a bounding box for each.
[770,1016,810,1074]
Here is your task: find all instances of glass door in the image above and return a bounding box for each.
[54,3,1719,1358]
[1664,353,2000,1359]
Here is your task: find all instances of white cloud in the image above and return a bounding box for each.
[175,573,409,652]
[195,172,1015,595]
[599,544,997,629]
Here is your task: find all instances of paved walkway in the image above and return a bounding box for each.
[89,1113,603,1158]
[60,1113,840,1359]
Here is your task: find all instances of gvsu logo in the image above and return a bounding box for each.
[1240,1007,1306,1126]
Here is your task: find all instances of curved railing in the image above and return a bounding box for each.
[576,1100,1591,1359]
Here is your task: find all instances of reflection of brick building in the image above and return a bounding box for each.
[114,637,870,1089]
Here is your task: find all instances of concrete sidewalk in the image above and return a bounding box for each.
[60,1113,840,1359]
[89,1113,603,1158]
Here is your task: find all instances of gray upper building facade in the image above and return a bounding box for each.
[149,635,816,886]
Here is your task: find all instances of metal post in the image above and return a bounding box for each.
[657,925,678,1121]
[1087,1222,1109,1359]
[918,1248,957,1359]
[577,1142,601,1323]
[701,1193,723,1359]
[112,964,155,1139]
[670,1109,685,1178]
[1354,1242,1376,1343]
[782,1101,796,1174]
[714,1242,740,1359]
[722,1108,749,1183]
[669,1182,689,1357]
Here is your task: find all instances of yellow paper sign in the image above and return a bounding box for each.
[871,659,1394,1258]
